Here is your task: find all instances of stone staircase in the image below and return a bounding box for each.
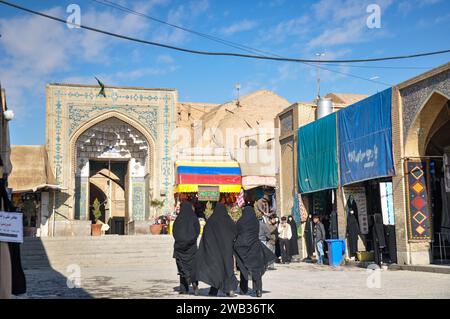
[20,235,175,271]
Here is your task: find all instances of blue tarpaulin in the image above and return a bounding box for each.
[338,88,394,185]
[297,113,338,193]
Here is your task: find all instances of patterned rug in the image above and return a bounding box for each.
[405,160,432,240]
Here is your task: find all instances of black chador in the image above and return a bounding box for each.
[173,201,200,295]
[234,206,276,297]
[287,216,299,256]
[303,214,315,259]
[346,196,360,257]
[372,213,386,265]
[192,203,238,296]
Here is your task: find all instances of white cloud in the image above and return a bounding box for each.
[0,7,68,73]
[0,0,172,120]
[260,15,309,43]
[220,20,258,36]
[114,64,179,80]
[152,0,210,45]
[307,19,366,48]
[156,54,175,64]
[398,0,442,15]
[307,0,394,49]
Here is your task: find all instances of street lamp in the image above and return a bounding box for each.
[315,53,325,100]
[235,83,241,107]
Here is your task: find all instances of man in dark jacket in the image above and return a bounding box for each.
[313,215,326,265]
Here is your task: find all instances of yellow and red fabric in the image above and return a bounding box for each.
[175,161,242,193]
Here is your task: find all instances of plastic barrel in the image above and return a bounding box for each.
[326,239,346,267]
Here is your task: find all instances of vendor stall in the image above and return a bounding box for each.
[175,160,242,194]
[174,161,242,218]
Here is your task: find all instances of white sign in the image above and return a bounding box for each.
[344,187,369,234]
[0,211,23,243]
[380,182,395,225]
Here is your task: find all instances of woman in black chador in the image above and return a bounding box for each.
[234,206,276,297]
[192,202,238,297]
[287,215,299,257]
[303,214,315,260]
[346,195,360,258]
[372,213,386,266]
[173,201,200,295]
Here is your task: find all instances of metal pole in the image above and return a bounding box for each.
[315,53,324,100]
[52,189,55,237]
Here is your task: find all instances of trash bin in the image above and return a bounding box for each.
[325,239,346,267]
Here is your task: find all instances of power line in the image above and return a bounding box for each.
[0,0,390,86]
[87,0,391,86]
[320,63,432,70]
[1,0,449,64]
[90,0,264,56]
[91,0,432,71]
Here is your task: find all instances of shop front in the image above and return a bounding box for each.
[338,89,397,265]
[392,63,450,265]
[174,160,242,218]
[297,112,339,260]
[8,145,65,237]
[242,176,277,216]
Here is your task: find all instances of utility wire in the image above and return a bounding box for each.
[1,0,449,64]
[91,0,431,71]
[87,0,429,86]
[89,2,393,87]
[0,0,390,86]
[87,1,400,86]
[319,63,431,70]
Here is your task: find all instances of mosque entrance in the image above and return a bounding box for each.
[74,116,152,234]
[89,160,129,235]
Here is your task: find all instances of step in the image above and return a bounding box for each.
[20,235,177,270]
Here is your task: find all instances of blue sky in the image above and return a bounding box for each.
[0,0,449,145]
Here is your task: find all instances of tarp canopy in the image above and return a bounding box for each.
[242,176,276,190]
[338,88,394,185]
[297,113,338,193]
[175,161,241,193]
[8,145,65,193]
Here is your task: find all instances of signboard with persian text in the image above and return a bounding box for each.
[198,186,220,202]
[0,211,23,243]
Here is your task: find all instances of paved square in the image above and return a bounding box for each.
[22,261,450,299]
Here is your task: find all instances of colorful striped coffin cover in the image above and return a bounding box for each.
[175,161,242,193]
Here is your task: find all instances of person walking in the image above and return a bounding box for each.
[192,203,238,297]
[172,201,200,295]
[264,214,278,270]
[313,215,326,265]
[287,215,299,259]
[234,206,276,297]
[277,216,292,264]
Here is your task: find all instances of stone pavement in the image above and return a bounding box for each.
[22,260,450,299]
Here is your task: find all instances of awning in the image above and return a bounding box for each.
[297,113,338,193]
[242,176,276,190]
[338,88,394,185]
[12,184,67,194]
[175,161,242,193]
[8,145,65,193]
